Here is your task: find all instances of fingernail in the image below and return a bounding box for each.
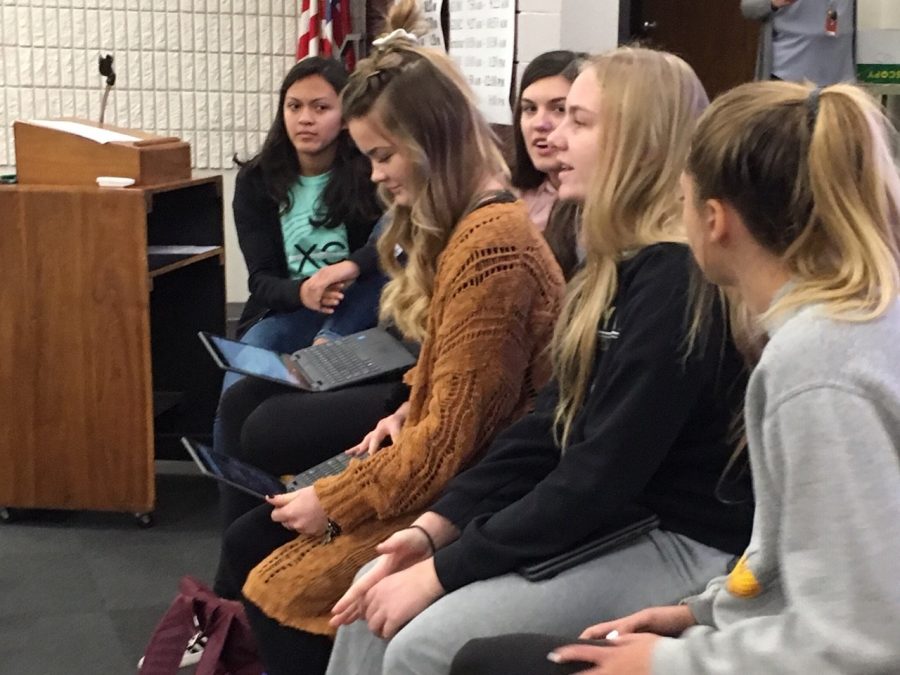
[546,652,562,663]
[606,630,620,640]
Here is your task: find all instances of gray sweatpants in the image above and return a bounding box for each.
[325,529,732,675]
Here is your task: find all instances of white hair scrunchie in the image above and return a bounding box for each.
[372,28,420,47]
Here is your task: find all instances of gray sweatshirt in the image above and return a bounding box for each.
[653,298,900,674]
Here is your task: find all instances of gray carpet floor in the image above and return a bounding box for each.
[0,462,221,675]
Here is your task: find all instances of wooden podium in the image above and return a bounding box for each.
[13,118,192,186]
[0,121,225,524]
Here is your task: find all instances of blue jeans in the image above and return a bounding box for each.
[213,307,327,456]
[315,271,387,342]
[222,273,387,392]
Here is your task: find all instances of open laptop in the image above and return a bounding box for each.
[181,437,355,499]
[198,327,416,392]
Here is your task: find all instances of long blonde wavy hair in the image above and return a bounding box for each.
[552,47,709,448]
[688,82,900,323]
[341,0,508,341]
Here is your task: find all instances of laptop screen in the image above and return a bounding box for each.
[188,440,287,498]
[208,335,304,387]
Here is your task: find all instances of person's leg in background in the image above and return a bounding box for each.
[324,560,384,675]
[243,598,333,675]
[215,499,296,599]
[214,377,302,543]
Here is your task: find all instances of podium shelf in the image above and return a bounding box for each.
[152,390,185,418]
[148,246,223,278]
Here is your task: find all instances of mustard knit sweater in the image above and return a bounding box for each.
[242,201,565,635]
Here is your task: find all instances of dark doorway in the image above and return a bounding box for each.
[624,0,760,99]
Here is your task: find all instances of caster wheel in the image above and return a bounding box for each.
[0,507,21,523]
[135,512,154,528]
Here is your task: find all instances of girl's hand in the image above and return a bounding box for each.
[362,559,444,639]
[548,633,661,675]
[579,605,697,640]
[346,402,410,456]
[266,486,329,535]
[300,277,344,314]
[300,260,360,312]
[330,526,434,627]
[318,283,346,312]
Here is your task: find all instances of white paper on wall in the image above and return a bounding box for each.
[420,0,446,50]
[447,0,516,125]
[858,0,900,30]
[857,0,900,85]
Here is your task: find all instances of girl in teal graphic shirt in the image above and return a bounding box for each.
[232,57,383,353]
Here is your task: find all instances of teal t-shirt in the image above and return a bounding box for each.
[281,172,349,279]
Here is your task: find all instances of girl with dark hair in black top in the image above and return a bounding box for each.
[232,57,383,349]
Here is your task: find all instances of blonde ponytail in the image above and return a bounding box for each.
[379,0,426,39]
[688,82,900,325]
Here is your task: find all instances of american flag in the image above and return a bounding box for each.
[297,0,355,68]
[297,0,321,58]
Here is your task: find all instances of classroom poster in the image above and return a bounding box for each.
[420,0,446,50]
[857,0,900,83]
[447,0,516,124]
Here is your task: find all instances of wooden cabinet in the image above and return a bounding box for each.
[0,177,225,517]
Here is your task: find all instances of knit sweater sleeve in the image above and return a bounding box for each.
[313,214,558,530]
[428,381,560,530]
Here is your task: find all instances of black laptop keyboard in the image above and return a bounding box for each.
[300,341,380,385]
[286,452,354,491]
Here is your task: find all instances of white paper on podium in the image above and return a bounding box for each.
[147,245,220,255]
[23,119,142,144]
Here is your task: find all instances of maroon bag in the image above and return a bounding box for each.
[139,576,264,675]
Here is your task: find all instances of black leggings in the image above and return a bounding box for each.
[451,634,607,675]
[212,376,407,674]
[212,375,407,597]
[243,600,333,675]
[221,504,332,675]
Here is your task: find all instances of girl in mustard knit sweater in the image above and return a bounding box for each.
[213,2,565,673]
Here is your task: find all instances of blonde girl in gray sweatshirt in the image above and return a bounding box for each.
[450,81,900,675]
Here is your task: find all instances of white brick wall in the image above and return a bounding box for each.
[559,0,619,56]
[516,0,618,93]
[1,0,620,302]
[0,0,303,169]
